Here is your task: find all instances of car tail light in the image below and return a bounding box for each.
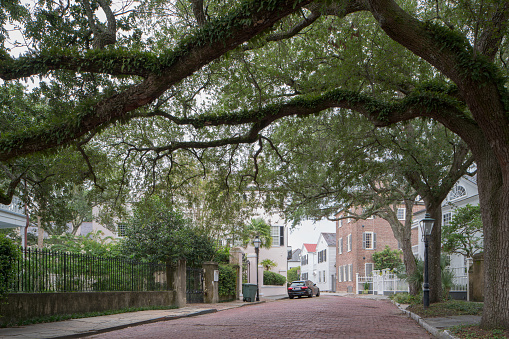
[288,287,293,290]
[301,286,308,289]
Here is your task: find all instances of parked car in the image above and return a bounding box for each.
[287,280,320,299]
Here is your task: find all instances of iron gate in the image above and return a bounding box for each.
[186,267,204,303]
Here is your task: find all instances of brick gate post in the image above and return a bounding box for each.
[203,261,219,303]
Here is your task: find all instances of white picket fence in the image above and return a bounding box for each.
[356,267,468,296]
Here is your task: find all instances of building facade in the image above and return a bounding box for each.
[315,232,337,292]
[335,207,420,293]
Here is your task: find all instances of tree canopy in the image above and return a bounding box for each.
[1,0,509,329]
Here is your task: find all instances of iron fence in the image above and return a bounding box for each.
[10,248,169,293]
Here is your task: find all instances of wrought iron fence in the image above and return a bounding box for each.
[10,248,169,293]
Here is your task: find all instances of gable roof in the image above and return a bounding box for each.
[303,243,317,252]
[289,248,301,262]
[321,232,336,247]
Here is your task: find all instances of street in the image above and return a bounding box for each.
[89,295,433,339]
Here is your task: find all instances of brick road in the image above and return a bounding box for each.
[90,296,433,339]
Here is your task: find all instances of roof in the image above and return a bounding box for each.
[289,248,301,262]
[303,243,317,252]
[321,233,337,247]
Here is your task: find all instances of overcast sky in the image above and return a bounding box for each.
[287,219,336,250]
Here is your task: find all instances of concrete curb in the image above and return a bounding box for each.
[391,300,459,339]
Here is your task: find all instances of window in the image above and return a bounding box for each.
[449,184,467,200]
[117,224,126,237]
[443,212,452,226]
[323,270,326,283]
[301,254,308,266]
[339,266,344,282]
[362,232,377,250]
[347,234,352,252]
[339,238,343,254]
[365,263,374,276]
[271,226,284,246]
[339,219,343,228]
[302,273,308,280]
[345,265,349,282]
[349,264,353,281]
[318,249,327,263]
[397,208,405,220]
[319,271,321,282]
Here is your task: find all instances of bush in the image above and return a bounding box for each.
[218,264,237,296]
[263,271,286,286]
[0,235,20,299]
[287,266,300,284]
[389,292,422,305]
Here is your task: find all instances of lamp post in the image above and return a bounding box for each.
[254,236,262,302]
[420,212,435,308]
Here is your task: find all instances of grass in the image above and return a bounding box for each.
[1,305,178,328]
[391,294,508,338]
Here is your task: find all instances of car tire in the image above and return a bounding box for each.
[289,295,294,299]
[308,292,313,298]
[316,291,320,297]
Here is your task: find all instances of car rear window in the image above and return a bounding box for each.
[290,282,305,287]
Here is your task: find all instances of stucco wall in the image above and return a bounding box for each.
[0,291,175,324]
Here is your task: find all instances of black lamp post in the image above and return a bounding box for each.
[420,212,435,308]
[254,236,262,302]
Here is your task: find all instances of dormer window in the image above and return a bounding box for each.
[449,184,467,200]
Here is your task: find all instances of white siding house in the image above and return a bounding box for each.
[315,232,337,292]
[300,243,317,282]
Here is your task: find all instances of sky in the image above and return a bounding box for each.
[287,219,337,250]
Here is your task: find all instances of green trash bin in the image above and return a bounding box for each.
[242,283,258,302]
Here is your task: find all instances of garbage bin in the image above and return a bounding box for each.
[242,283,258,302]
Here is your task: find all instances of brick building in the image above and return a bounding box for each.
[335,207,420,293]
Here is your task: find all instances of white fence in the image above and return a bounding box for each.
[356,267,469,296]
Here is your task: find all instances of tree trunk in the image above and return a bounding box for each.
[475,145,509,329]
[400,235,418,295]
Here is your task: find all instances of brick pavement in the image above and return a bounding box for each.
[90,295,434,339]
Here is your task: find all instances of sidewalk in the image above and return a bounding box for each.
[0,294,480,339]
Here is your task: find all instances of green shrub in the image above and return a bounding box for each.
[389,292,422,304]
[218,264,237,296]
[287,266,300,284]
[0,235,20,299]
[263,271,286,286]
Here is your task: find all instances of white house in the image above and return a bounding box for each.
[315,232,337,292]
[287,248,301,271]
[413,175,479,265]
[300,243,317,282]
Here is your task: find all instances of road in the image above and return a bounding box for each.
[89,295,433,339]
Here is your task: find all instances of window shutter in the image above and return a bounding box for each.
[373,233,377,249]
[279,226,284,246]
[362,232,366,249]
[324,249,327,262]
[349,234,352,251]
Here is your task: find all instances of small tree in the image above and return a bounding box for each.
[372,246,403,271]
[121,195,215,266]
[0,235,20,301]
[242,218,272,248]
[442,204,483,258]
[260,259,277,271]
[287,266,300,283]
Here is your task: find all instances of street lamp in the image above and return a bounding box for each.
[254,236,262,302]
[420,212,435,308]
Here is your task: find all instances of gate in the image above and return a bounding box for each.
[186,267,204,303]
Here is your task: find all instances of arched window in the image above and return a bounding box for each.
[449,184,467,200]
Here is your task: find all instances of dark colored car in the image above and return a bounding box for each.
[287,280,320,299]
